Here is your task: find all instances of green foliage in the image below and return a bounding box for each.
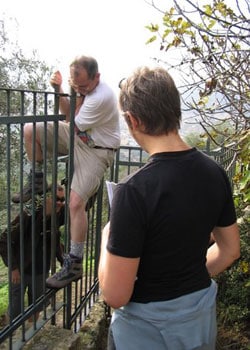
[146,0,249,146]
[0,17,53,91]
[214,186,250,336]
[233,130,250,208]
[184,121,235,150]
[0,16,54,202]
[216,214,250,330]
[184,132,206,149]
[0,284,8,315]
[0,258,8,315]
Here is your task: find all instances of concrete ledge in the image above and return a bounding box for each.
[22,300,109,350]
[79,300,109,349]
[23,327,81,350]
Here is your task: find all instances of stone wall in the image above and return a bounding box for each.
[23,300,109,350]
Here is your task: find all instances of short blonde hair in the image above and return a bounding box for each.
[119,66,181,136]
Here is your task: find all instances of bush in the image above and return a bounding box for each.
[216,209,250,335]
[0,283,8,316]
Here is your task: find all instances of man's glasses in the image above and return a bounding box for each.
[56,196,65,203]
[68,78,91,90]
[118,78,126,89]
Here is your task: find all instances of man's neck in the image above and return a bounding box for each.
[140,132,191,155]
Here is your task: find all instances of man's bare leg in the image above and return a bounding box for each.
[69,190,87,259]
[24,123,43,163]
[46,190,87,289]
[12,123,46,203]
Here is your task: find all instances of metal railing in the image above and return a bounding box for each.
[0,87,236,349]
[0,87,108,348]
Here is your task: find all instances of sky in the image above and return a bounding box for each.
[1,0,164,94]
[1,0,247,93]
[2,0,244,139]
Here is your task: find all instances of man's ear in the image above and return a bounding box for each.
[126,112,139,130]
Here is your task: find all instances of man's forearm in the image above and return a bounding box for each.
[59,96,71,121]
[206,223,240,277]
[206,243,239,276]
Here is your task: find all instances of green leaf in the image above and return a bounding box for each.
[145,35,157,45]
[145,24,159,32]
[208,19,216,29]
[203,4,212,16]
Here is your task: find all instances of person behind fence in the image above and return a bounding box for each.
[98,66,240,350]
[11,55,121,289]
[0,184,65,321]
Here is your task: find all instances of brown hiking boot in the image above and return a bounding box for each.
[12,170,45,203]
[46,254,83,289]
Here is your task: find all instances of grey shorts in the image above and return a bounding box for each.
[37,121,115,201]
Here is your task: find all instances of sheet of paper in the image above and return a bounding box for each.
[105,180,117,207]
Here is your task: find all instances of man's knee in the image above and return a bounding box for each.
[69,191,86,212]
[24,122,34,136]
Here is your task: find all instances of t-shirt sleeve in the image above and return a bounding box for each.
[107,182,146,258]
[216,170,237,227]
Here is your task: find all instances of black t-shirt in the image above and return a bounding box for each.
[107,148,237,303]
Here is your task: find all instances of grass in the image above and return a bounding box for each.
[0,259,8,315]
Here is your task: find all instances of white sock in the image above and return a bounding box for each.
[70,240,84,260]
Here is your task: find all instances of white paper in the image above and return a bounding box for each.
[105,180,117,207]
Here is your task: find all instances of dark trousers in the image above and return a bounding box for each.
[9,273,47,319]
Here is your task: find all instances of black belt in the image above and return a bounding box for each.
[94,146,117,151]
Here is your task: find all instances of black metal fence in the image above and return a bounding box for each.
[0,87,106,349]
[0,87,236,349]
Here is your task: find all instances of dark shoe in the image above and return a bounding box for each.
[46,254,83,289]
[12,170,45,203]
